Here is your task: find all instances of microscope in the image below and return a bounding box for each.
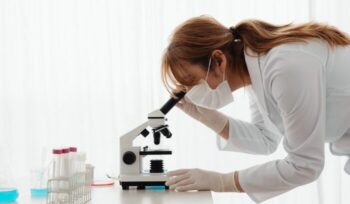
[118,91,186,190]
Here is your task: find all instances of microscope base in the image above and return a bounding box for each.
[119,173,169,190]
[120,181,169,190]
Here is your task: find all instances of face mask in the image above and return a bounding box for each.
[186,57,234,109]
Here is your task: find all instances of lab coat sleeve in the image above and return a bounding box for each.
[239,51,326,202]
[216,90,282,155]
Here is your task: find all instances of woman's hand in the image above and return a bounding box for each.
[165,168,238,192]
[176,97,229,135]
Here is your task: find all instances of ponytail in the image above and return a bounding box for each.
[161,16,350,95]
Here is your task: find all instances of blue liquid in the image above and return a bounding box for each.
[146,186,166,190]
[30,188,48,197]
[0,188,19,202]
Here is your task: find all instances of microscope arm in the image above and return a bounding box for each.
[120,121,149,149]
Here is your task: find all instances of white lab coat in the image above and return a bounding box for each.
[216,39,350,202]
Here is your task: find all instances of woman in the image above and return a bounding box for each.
[162,16,350,202]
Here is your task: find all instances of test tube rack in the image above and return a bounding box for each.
[47,165,93,204]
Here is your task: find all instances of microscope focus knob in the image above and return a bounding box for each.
[123,151,136,165]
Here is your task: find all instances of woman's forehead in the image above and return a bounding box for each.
[168,59,207,91]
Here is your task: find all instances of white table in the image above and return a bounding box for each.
[17,185,213,204]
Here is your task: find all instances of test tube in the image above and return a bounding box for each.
[59,148,70,202]
[61,148,70,178]
[76,152,86,202]
[69,147,77,203]
[60,148,70,195]
[69,147,77,176]
[51,149,62,202]
[76,152,86,173]
[52,149,62,180]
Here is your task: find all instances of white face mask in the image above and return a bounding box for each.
[186,57,234,109]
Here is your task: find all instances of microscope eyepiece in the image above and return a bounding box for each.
[160,91,186,115]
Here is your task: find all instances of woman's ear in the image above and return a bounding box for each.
[211,50,227,77]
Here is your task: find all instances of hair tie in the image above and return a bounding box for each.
[229,26,241,42]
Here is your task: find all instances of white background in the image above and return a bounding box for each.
[0,0,349,203]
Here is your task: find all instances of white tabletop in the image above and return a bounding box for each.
[17,185,213,204]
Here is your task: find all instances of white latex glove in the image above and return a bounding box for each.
[176,96,229,134]
[165,168,237,192]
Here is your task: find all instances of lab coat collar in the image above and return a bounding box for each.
[244,49,268,114]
